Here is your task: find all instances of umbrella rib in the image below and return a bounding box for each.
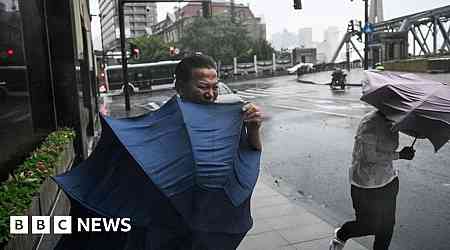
[396,84,446,125]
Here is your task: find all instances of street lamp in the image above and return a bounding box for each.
[351,0,369,70]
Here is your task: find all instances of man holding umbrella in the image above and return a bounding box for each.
[329,110,415,250]
[53,54,263,250]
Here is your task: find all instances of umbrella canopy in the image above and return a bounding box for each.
[53,96,260,233]
[361,70,450,152]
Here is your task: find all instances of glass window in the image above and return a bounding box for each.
[0,0,35,180]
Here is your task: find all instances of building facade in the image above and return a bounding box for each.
[99,0,157,51]
[292,48,317,64]
[298,28,313,48]
[0,0,99,180]
[153,1,266,44]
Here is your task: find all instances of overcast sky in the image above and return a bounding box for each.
[89,0,450,50]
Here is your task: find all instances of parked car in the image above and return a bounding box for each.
[287,63,314,74]
[287,64,303,74]
[216,82,243,104]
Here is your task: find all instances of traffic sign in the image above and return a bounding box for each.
[363,23,374,33]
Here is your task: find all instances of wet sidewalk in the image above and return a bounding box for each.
[239,176,368,250]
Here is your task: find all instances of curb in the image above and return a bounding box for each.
[297,79,362,87]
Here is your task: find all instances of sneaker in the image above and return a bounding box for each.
[329,228,345,250]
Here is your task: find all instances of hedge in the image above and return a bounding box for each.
[0,128,75,245]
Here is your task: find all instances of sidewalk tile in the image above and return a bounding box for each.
[264,213,327,230]
[251,203,307,220]
[251,193,291,208]
[237,231,292,250]
[247,218,273,235]
[291,237,330,250]
[278,220,333,244]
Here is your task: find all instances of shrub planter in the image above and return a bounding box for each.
[1,129,75,250]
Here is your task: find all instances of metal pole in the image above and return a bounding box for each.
[119,0,131,111]
[346,41,351,71]
[364,0,369,70]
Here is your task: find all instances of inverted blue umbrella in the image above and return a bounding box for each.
[361,70,450,152]
[52,96,261,249]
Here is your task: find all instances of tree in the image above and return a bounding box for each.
[129,35,176,63]
[178,16,253,65]
[248,39,275,61]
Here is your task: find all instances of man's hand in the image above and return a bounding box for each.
[242,103,263,130]
[242,103,263,150]
[399,146,415,160]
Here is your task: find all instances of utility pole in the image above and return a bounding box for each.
[364,0,369,69]
[230,0,235,23]
[351,0,369,70]
[118,0,131,111]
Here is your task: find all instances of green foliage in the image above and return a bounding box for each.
[129,35,176,63]
[0,128,75,245]
[249,39,275,61]
[178,16,254,64]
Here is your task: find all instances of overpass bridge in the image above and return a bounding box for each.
[373,5,450,56]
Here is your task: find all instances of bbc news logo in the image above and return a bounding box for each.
[10,216,131,234]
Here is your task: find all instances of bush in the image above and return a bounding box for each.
[0,128,75,245]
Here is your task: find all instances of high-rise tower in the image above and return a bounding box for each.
[369,0,383,23]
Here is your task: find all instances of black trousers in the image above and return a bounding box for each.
[337,178,399,250]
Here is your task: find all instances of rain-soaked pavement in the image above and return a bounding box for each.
[101,72,450,250]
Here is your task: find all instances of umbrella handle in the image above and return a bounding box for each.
[411,137,417,148]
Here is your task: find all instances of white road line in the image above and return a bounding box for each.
[148,102,160,110]
[293,95,360,102]
[241,89,273,95]
[270,104,362,119]
[237,90,270,97]
[237,94,257,99]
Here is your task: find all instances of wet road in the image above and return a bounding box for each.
[102,74,450,250]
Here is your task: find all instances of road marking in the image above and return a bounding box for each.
[236,93,257,99]
[315,104,352,110]
[270,104,362,119]
[241,89,272,96]
[134,102,160,111]
[237,90,269,97]
[148,102,160,110]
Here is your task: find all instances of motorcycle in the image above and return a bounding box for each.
[330,70,347,90]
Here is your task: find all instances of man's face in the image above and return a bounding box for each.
[180,68,218,104]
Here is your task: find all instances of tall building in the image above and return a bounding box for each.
[271,29,297,50]
[323,26,341,61]
[298,28,313,48]
[369,0,384,23]
[99,0,157,51]
[152,1,266,43]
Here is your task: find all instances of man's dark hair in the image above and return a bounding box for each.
[175,54,217,91]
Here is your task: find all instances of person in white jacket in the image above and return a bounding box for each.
[329,110,415,250]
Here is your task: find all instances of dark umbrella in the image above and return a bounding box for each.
[361,70,450,152]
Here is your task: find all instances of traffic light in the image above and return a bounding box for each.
[0,48,15,64]
[350,20,355,32]
[130,43,140,60]
[293,0,302,9]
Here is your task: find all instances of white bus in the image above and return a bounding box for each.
[99,60,180,94]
